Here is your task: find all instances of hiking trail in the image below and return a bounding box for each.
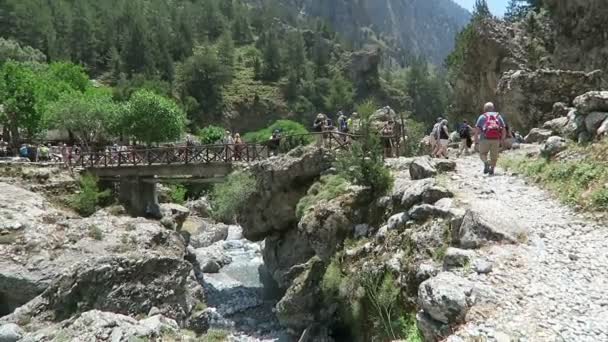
[445,152,608,341]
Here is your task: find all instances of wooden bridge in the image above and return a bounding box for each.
[72,131,356,218]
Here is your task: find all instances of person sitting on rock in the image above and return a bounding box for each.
[474,102,507,176]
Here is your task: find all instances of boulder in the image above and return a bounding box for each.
[584,112,608,134]
[550,102,571,119]
[189,221,229,249]
[578,130,592,144]
[237,147,335,241]
[353,224,370,238]
[422,187,454,205]
[263,230,315,289]
[393,178,435,210]
[443,248,476,270]
[160,204,190,231]
[415,262,439,285]
[541,136,568,158]
[185,197,212,217]
[416,312,450,342]
[418,272,474,324]
[524,128,553,143]
[410,156,437,180]
[597,119,608,138]
[387,212,409,231]
[454,207,524,249]
[276,257,325,332]
[194,243,232,274]
[433,159,457,173]
[563,109,585,139]
[573,91,608,114]
[408,204,451,222]
[0,323,23,342]
[473,259,493,274]
[542,116,569,134]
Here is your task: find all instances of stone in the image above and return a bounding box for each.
[416,311,450,342]
[148,306,161,317]
[187,310,210,334]
[563,109,585,139]
[542,116,569,134]
[408,204,450,222]
[375,225,388,240]
[415,263,439,285]
[551,102,571,119]
[263,230,315,289]
[473,259,494,274]
[574,91,608,114]
[189,221,230,249]
[226,225,243,241]
[433,159,457,173]
[454,208,524,249]
[434,198,454,210]
[353,224,370,238]
[201,260,222,273]
[185,197,212,217]
[597,119,608,138]
[584,112,608,134]
[387,213,408,230]
[396,178,435,210]
[443,248,476,270]
[0,323,23,342]
[194,243,232,274]
[542,136,568,158]
[160,203,190,231]
[578,130,591,144]
[410,156,438,180]
[525,128,553,143]
[422,186,454,204]
[418,272,474,324]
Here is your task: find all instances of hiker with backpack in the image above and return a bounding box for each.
[313,113,326,147]
[457,119,473,157]
[337,113,349,143]
[429,117,442,157]
[474,102,507,176]
[435,119,450,159]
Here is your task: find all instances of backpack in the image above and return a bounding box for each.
[483,112,503,140]
[458,124,470,139]
[339,117,348,131]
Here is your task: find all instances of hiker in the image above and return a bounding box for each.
[268,129,281,156]
[457,120,473,157]
[474,102,507,176]
[381,121,394,158]
[348,112,360,135]
[234,133,244,160]
[337,112,349,143]
[19,144,29,159]
[223,130,234,160]
[429,117,442,157]
[502,124,515,150]
[436,119,450,159]
[313,114,326,147]
[38,143,50,162]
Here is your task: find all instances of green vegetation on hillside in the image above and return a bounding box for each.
[209,171,257,223]
[69,173,111,217]
[501,142,608,210]
[244,120,312,152]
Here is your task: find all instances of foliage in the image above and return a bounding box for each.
[500,144,608,210]
[210,171,257,223]
[243,120,312,152]
[402,118,427,157]
[335,101,394,196]
[296,175,350,218]
[45,88,122,147]
[168,184,187,205]
[88,225,104,240]
[198,125,226,145]
[403,57,448,125]
[69,173,111,217]
[0,37,46,63]
[325,71,355,113]
[122,90,186,144]
[473,0,492,18]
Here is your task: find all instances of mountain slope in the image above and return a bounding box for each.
[275,0,471,65]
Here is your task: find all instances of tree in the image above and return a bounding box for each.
[325,72,355,113]
[286,30,307,78]
[261,31,282,81]
[218,29,235,80]
[45,88,121,148]
[405,57,447,125]
[232,2,253,45]
[71,1,98,70]
[0,38,46,63]
[122,90,186,145]
[473,0,492,18]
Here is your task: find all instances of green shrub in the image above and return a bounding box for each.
[168,184,187,204]
[296,175,350,218]
[243,119,312,152]
[198,125,225,145]
[88,225,104,240]
[402,118,426,157]
[335,101,394,196]
[210,171,257,223]
[321,258,344,302]
[69,173,111,217]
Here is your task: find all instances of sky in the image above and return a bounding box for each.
[453,0,509,17]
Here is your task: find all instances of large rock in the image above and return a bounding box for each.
[584,112,608,134]
[193,243,232,274]
[422,186,454,204]
[185,197,212,217]
[0,323,22,342]
[237,147,334,241]
[188,221,229,249]
[275,257,325,332]
[160,203,190,231]
[524,128,553,143]
[416,312,450,342]
[597,119,608,138]
[563,109,585,139]
[453,207,524,249]
[19,310,179,342]
[418,272,474,324]
[574,91,608,114]
[443,248,476,270]
[392,178,435,210]
[408,204,451,222]
[263,230,315,289]
[497,69,605,130]
[542,136,568,158]
[410,156,437,180]
[542,116,569,134]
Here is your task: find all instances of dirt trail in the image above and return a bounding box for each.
[445,152,608,342]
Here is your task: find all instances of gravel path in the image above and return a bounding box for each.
[446,153,608,342]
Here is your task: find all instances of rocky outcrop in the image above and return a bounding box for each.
[237,147,334,241]
[453,207,524,249]
[524,128,553,143]
[497,69,604,130]
[542,136,568,158]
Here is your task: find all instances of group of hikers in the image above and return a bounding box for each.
[0,140,83,163]
[429,102,523,176]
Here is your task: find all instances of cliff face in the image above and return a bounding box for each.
[256,0,471,65]
[450,2,608,131]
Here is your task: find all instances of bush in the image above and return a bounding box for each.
[335,101,394,196]
[198,125,225,145]
[243,119,312,152]
[296,175,350,218]
[88,225,104,240]
[69,173,111,217]
[402,118,426,157]
[210,171,257,223]
[168,184,187,205]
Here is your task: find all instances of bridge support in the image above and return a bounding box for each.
[118,177,161,219]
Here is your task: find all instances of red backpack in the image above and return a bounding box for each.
[483,112,503,140]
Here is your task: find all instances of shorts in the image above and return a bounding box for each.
[479,139,500,163]
[439,139,449,147]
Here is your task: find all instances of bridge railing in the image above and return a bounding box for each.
[70,143,270,168]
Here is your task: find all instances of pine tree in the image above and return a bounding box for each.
[71,1,98,70]
[121,2,154,76]
[261,31,282,82]
[286,30,306,79]
[473,0,492,19]
[218,29,235,80]
[232,2,253,45]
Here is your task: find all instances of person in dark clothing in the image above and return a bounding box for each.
[313,113,326,147]
[437,119,450,159]
[268,130,282,156]
[457,120,473,157]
